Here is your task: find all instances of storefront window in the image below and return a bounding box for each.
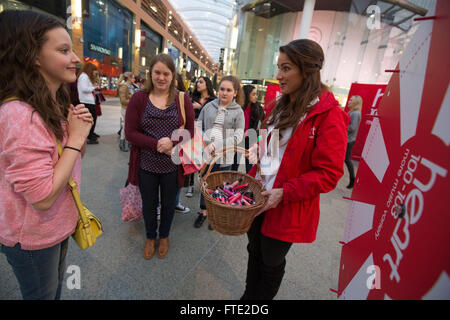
[82,0,134,92]
[185,57,199,81]
[234,0,436,106]
[139,22,163,77]
[167,40,181,72]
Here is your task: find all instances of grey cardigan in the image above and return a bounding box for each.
[198,98,245,151]
[347,110,361,143]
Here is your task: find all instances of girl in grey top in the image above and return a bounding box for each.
[194,75,245,229]
[345,95,362,189]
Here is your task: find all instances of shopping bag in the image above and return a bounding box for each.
[179,124,205,174]
[178,91,206,175]
[120,183,143,222]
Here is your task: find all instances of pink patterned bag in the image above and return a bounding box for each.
[120,183,143,222]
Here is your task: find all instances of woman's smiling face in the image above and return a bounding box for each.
[276,52,303,97]
[36,27,80,86]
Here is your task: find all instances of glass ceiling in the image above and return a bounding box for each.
[167,0,237,62]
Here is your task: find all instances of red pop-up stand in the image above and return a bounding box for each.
[336,0,450,299]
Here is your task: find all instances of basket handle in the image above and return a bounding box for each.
[199,145,248,178]
[199,145,267,206]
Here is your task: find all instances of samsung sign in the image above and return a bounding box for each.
[89,42,111,56]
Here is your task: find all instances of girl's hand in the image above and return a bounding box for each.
[247,142,259,164]
[192,101,202,109]
[67,106,92,148]
[71,104,93,123]
[205,142,216,156]
[255,188,283,216]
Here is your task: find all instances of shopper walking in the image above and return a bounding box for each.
[232,84,264,172]
[242,39,349,300]
[125,54,194,259]
[77,62,100,144]
[0,10,93,300]
[194,75,245,229]
[185,76,217,197]
[345,95,362,189]
[118,72,135,152]
[191,76,216,119]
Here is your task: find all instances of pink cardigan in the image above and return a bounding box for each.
[0,101,80,250]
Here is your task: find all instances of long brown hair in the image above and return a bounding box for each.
[263,39,327,133]
[219,75,244,107]
[77,62,98,84]
[0,10,70,140]
[144,53,176,106]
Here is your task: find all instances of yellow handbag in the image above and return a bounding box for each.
[56,141,103,250]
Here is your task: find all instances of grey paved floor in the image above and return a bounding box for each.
[0,98,356,300]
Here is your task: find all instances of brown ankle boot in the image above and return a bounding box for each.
[144,239,156,260]
[158,237,169,259]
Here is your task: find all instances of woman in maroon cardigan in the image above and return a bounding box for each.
[125,54,194,260]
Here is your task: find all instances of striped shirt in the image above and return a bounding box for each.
[209,106,227,145]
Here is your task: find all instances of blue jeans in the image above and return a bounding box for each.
[200,163,232,210]
[1,238,69,300]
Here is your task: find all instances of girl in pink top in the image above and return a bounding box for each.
[0,10,93,300]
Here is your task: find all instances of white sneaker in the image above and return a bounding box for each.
[185,186,194,198]
[175,204,190,214]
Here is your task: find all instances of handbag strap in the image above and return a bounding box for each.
[179,91,186,129]
[1,96,20,104]
[56,140,90,226]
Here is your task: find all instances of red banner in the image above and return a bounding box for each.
[345,83,387,160]
[337,0,450,300]
[264,83,280,110]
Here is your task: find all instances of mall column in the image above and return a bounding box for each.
[298,0,316,39]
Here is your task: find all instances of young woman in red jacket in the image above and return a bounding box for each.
[242,39,349,300]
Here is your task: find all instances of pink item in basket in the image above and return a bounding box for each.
[120,183,143,222]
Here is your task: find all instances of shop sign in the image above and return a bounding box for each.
[241,79,260,84]
[89,42,111,56]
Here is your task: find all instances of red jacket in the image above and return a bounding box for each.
[249,90,349,243]
[125,90,195,188]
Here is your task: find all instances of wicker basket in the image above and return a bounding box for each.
[199,146,267,236]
